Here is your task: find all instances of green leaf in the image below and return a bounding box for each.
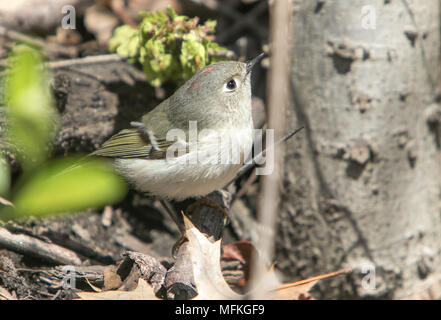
[139,19,154,40]
[141,39,174,87]
[205,20,217,33]
[5,46,57,170]
[156,10,168,25]
[180,34,206,77]
[108,25,139,61]
[8,157,127,218]
[166,6,177,22]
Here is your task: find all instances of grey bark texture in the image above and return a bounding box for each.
[278,0,441,299]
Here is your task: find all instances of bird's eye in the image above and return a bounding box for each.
[227,80,236,89]
[224,79,237,92]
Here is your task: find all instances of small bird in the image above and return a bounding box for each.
[91,54,263,201]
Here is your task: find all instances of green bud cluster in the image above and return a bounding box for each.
[109,7,229,87]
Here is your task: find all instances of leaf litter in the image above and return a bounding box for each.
[75,213,351,300]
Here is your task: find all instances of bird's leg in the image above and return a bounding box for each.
[159,199,187,258]
[159,199,184,233]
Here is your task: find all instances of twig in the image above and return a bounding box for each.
[234,167,258,200]
[46,54,124,69]
[250,0,291,299]
[0,25,47,48]
[0,25,77,58]
[0,227,82,266]
[273,267,352,290]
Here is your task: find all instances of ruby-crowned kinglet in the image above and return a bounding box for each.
[92,54,264,200]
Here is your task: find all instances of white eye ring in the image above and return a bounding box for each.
[223,79,239,92]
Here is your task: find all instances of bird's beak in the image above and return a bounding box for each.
[245,53,265,76]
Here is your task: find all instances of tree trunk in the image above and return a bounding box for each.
[278,0,441,299]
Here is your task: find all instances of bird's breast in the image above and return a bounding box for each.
[114,125,253,200]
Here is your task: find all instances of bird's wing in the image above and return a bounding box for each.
[91,128,179,160]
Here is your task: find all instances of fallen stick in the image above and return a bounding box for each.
[0,227,82,266]
[0,25,77,58]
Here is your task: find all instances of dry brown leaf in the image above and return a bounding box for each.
[222,240,256,265]
[222,240,259,288]
[269,267,352,300]
[183,214,242,300]
[184,213,351,300]
[0,286,17,300]
[75,278,157,300]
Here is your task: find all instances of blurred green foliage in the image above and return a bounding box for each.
[0,97,7,197]
[0,46,128,220]
[5,46,57,170]
[109,7,229,87]
[0,155,9,197]
[11,157,127,218]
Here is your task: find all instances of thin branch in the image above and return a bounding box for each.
[0,25,48,48]
[0,227,82,265]
[249,0,291,299]
[0,25,77,58]
[46,54,124,69]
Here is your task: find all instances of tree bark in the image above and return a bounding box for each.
[278,0,441,299]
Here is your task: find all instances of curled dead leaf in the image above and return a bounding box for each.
[184,213,351,300]
[184,214,242,300]
[222,240,259,289]
[0,286,17,300]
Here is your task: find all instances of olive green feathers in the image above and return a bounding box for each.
[91,128,174,160]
